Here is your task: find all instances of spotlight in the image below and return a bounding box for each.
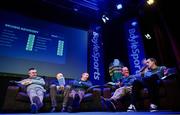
[131,21,137,26]
[102,14,109,23]
[145,33,151,39]
[147,0,154,5]
[116,4,123,10]
[105,16,109,21]
[73,8,78,12]
[102,17,106,23]
[73,5,79,12]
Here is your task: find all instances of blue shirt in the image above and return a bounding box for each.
[121,75,137,87]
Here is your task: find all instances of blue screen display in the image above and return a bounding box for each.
[0,11,88,79]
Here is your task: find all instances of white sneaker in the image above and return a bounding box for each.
[150,104,158,112]
[127,104,136,112]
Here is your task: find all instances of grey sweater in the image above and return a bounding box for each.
[26,76,46,92]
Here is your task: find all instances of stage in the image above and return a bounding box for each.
[1,112,180,115]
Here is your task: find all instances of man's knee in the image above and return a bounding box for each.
[50,84,56,89]
[64,85,71,96]
[69,90,77,98]
[65,85,71,90]
[36,89,44,96]
[69,92,75,98]
[28,89,36,96]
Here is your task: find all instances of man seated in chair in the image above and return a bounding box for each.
[50,73,70,112]
[18,68,45,113]
[127,58,170,112]
[61,72,92,112]
[102,67,138,111]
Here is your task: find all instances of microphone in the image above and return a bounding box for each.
[139,65,148,73]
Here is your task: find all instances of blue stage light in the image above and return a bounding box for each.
[131,21,137,26]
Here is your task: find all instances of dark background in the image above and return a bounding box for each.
[0,0,179,110]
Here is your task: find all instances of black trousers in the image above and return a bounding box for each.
[131,76,161,106]
[143,75,161,105]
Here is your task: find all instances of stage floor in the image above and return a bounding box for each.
[0,112,180,115]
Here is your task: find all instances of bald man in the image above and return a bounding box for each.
[50,73,68,112]
[102,67,137,111]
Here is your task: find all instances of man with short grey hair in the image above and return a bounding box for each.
[18,68,45,113]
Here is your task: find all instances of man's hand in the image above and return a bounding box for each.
[20,79,32,85]
[116,82,122,87]
[164,68,169,76]
[57,85,64,91]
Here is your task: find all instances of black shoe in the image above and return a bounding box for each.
[31,103,38,113]
[61,107,67,112]
[32,96,43,109]
[50,107,56,112]
[149,104,158,112]
[67,106,73,112]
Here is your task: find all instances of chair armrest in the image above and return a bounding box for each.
[86,85,101,93]
[6,85,20,95]
[2,86,20,111]
[103,84,117,92]
[9,80,27,93]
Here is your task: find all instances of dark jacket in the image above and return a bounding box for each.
[71,79,92,90]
